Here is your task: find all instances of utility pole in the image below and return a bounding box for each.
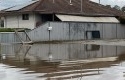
[99,0,100,4]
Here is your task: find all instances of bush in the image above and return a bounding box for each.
[118,16,125,24]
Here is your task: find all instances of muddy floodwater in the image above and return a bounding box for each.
[1,43,125,80]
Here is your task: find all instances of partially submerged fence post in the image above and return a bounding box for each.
[14,29,32,44]
[14,30,24,43]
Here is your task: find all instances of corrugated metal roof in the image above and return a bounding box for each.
[56,14,120,23]
[5,0,38,11]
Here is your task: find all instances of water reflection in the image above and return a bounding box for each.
[0,43,125,80]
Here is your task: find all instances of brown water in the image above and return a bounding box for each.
[0,43,125,80]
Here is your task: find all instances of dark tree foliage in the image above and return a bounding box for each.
[121,6,125,12]
[113,5,121,10]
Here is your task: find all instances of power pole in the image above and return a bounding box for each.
[99,0,100,4]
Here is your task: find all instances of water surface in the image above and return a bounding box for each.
[0,43,125,80]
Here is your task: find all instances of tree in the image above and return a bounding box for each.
[121,6,125,12]
[113,5,121,10]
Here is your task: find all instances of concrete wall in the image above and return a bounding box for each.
[28,22,125,42]
[4,13,35,29]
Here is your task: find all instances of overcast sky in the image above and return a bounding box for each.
[0,0,125,10]
[91,0,125,7]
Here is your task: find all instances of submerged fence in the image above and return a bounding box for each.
[0,32,27,43]
[0,22,125,43]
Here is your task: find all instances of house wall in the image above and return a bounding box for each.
[5,16,18,28]
[4,13,35,29]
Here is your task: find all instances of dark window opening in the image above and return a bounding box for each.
[41,14,61,23]
[86,31,100,39]
[1,20,4,27]
[22,14,29,20]
[92,31,100,38]
[36,14,61,28]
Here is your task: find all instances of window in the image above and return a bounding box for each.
[0,17,4,28]
[1,20,4,27]
[92,31,100,39]
[22,14,29,20]
[86,31,100,39]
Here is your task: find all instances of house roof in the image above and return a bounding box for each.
[0,0,125,17]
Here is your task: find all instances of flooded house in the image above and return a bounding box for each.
[0,0,125,41]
